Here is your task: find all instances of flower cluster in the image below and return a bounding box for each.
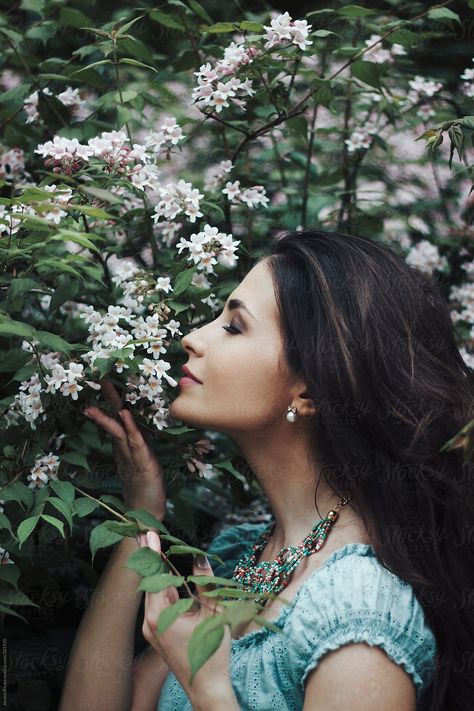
[23,86,93,124]
[35,136,95,175]
[263,12,312,51]
[0,547,14,565]
[27,452,60,489]
[222,181,269,208]
[460,58,474,98]
[362,34,406,64]
[192,65,255,114]
[0,147,27,182]
[78,304,181,430]
[184,438,217,479]
[403,75,443,119]
[345,125,378,153]
[176,223,241,272]
[152,179,204,223]
[405,240,448,274]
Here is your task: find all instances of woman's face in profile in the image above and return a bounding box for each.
[169,259,297,436]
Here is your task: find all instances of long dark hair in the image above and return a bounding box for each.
[260,229,474,711]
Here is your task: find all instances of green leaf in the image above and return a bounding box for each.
[0,481,34,508]
[34,329,75,353]
[70,60,113,75]
[312,29,342,38]
[0,603,27,621]
[0,589,40,607]
[17,515,40,546]
[59,7,92,28]
[167,544,211,557]
[118,58,158,73]
[62,452,90,472]
[187,574,240,587]
[172,268,196,298]
[67,205,114,219]
[46,497,73,531]
[239,21,264,31]
[187,0,213,23]
[125,509,169,534]
[336,4,376,16]
[0,513,14,536]
[137,573,185,592]
[103,520,141,537]
[73,498,100,517]
[351,60,381,89]
[79,186,122,204]
[156,598,194,634]
[427,7,460,24]
[149,10,185,30]
[0,350,30,373]
[188,613,226,683]
[49,282,80,315]
[50,479,75,504]
[90,521,124,561]
[125,546,167,576]
[202,22,235,33]
[0,563,20,588]
[0,317,37,339]
[41,514,65,537]
[461,116,474,130]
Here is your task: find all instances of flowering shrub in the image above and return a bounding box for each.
[0,0,474,677]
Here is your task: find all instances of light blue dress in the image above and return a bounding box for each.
[157,522,437,710]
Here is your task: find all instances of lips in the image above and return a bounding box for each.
[181,365,202,383]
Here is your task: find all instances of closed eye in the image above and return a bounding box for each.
[222,321,241,335]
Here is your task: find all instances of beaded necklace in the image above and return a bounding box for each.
[230,494,351,607]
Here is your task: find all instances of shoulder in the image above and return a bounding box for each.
[288,544,437,703]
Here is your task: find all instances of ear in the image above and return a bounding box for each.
[294,385,318,418]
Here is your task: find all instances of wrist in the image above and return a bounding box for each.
[190,683,240,711]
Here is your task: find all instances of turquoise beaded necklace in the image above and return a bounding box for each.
[230,494,352,607]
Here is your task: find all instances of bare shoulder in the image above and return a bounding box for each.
[302,642,417,711]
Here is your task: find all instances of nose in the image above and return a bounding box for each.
[181,326,203,355]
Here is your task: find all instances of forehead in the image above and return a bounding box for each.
[233,260,278,322]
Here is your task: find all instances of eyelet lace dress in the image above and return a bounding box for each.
[157,522,437,710]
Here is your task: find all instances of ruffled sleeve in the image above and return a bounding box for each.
[205,521,268,578]
[287,544,437,703]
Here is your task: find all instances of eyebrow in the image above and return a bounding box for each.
[227,298,257,321]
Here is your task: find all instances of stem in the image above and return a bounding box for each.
[337,82,354,231]
[301,103,318,229]
[112,49,133,144]
[430,160,452,223]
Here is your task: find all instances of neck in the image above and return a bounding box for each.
[231,425,356,551]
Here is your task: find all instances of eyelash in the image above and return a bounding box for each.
[222,321,241,335]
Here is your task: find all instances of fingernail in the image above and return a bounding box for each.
[146,531,152,544]
[194,554,209,568]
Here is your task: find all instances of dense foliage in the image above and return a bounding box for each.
[0,0,473,685]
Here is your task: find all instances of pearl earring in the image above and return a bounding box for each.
[286,405,297,422]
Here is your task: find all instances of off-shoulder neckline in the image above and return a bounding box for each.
[231,541,376,649]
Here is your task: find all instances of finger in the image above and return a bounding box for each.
[118,409,147,449]
[84,406,128,442]
[99,377,123,412]
[192,554,218,611]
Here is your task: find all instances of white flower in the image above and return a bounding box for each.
[155,276,173,293]
[222,180,241,200]
[406,240,448,274]
[263,12,312,51]
[60,381,84,400]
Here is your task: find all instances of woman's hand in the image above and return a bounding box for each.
[83,377,166,521]
[140,531,234,706]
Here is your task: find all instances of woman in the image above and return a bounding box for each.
[60,229,474,711]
